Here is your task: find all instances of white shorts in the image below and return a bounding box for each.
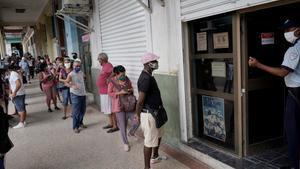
[141,112,164,148]
[100,94,112,115]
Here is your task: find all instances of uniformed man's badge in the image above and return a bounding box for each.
[289,52,298,60]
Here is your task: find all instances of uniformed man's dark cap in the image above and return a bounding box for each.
[281,19,300,29]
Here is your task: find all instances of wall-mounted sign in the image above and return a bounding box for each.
[213,32,229,49]
[261,32,274,45]
[202,95,226,142]
[211,61,226,77]
[196,32,207,51]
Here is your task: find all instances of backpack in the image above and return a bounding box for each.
[111,77,137,112]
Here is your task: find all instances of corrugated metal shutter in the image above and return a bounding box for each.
[98,0,147,92]
[181,0,278,21]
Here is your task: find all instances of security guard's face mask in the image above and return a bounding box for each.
[284,28,299,44]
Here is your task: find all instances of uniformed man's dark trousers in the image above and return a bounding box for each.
[285,94,300,169]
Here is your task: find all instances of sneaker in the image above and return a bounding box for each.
[124,144,130,152]
[74,128,80,133]
[13,122,25,129]
[150,155,168,164]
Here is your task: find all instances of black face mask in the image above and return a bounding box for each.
[148,62,159,70]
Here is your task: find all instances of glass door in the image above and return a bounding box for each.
[189,14,237,151]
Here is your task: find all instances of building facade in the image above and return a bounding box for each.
[89,0,300,168]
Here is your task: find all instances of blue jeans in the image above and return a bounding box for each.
[0,155,4,169]
[71,94,86,129]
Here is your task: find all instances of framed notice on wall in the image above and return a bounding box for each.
[202,95,226,142]
[213,32,229,49]
[196,32,207,51]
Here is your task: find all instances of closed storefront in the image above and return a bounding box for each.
[98,0,148,89]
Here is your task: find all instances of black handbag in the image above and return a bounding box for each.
[146,105,168,128]
[0,137,14,154]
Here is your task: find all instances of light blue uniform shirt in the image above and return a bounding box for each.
[282,40,300,87]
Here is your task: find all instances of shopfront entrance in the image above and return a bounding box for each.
[187,1,300,167]
[242,1,300,156]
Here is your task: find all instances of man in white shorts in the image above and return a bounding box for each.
[96,53,118,133]
[136,53,167,169]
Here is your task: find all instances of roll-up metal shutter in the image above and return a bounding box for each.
[98,0,147,92]
[181,0,278,21]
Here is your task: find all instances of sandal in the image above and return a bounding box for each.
[102,124,113,129]
[107,127,119,133]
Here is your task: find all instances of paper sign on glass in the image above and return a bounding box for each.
[197,32,207,51]
[213,32,229,49]
[261,32,274,45]
[211,61,226,77]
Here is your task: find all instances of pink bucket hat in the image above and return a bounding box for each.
[141,52,160,64]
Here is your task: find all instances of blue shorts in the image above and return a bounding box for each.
[61,89,71,106]
[13,95,26,112]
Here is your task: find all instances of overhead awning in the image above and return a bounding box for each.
[55,0,93,33]
[55,11,93,33]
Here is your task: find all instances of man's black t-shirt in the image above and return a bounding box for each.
[137,70,163,109]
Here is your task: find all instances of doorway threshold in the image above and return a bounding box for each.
[186,139,289,169]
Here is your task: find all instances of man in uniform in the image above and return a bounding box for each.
[249,19,300,169]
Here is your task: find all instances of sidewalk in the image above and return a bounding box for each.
[5,80,209,169]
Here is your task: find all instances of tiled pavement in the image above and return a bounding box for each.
[188,140,291,169]
[5,80,209,169]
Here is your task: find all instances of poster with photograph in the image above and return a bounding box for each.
[197,32,207,51]
[213,32,229,49]
[202,95,226,142]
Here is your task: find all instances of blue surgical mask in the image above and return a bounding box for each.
[74,67,81,73]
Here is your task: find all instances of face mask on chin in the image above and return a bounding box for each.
[284,29,299,44]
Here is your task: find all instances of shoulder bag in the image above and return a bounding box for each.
[111,78,137,112]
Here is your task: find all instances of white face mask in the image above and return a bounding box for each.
[64,63,71,69]
[284,29,298,44]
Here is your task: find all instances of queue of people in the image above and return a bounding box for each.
[0,51,168,169]
[97,52,168,169]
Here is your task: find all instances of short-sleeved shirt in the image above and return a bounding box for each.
[137,70,163,109]
[97,62,113,94]
[9,71,25,96]
[69,71,86,96]
[281,40,300,87]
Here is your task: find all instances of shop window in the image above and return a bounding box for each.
[189,14,235,150]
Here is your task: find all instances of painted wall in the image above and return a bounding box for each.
[148,0,187,145]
